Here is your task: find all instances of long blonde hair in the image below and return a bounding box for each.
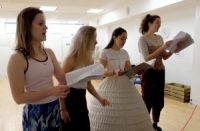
[67,25,97,68]
[15,7,43,57]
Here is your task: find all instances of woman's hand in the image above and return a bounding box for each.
[51,85,70,98]
[60,109,71,123]
[115,69,125,76]
[99,98,110,106]
[174,40,184,53]
[163,40,172,49]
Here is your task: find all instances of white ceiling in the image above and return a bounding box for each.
[0,0,133,24]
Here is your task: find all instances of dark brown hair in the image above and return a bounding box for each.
[105,27,127,49]
[139,14,160,35]
[15,7,43,57]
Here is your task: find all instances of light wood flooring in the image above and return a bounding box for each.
[0,79,199,131]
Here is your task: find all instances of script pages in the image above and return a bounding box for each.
[125,62,153,78]
[167,31,194,53]
[65,63,104,88]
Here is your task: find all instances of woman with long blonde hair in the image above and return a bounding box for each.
[60,25,109,131]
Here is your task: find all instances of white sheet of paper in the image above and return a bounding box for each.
[167,31,194,53]
[146,59,155,65]
[65,63,104,87]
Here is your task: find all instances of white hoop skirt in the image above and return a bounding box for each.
[88,76,154,131]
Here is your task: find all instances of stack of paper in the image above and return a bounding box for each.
[65,63,104,87]
[167,31,194,53]
[125,62,153,78]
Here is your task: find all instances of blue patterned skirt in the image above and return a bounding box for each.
[22,100,62,131]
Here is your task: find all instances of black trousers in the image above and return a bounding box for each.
[62,88,90,131]
[141,69,165,123]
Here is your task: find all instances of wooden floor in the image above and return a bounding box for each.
[0,79,199,131]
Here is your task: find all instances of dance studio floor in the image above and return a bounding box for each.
[0,79,199,131]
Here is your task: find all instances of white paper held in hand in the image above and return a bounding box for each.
[167,31,194,53]
[65,63,104,87]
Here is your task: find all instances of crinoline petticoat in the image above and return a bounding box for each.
[88,75,154,131]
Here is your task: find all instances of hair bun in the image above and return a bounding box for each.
[146,14,151,18]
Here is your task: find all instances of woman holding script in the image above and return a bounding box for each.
[7,7,70,131]
[60,26,109,131]
[138,14,176,131]
[88,27,154,131]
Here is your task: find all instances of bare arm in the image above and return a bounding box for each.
[100,58,107,68]
[7,53,68,104]
[145,45,166,61]
[47,49,66,84]
[147,40,173,61]
[59,56,75,122]
[162,40,184,60]
[87,81,102,101]
[47,49,69,111]
[100,58,115,77]
[60,56,75,109]
[162,51,173,60]
[139,36,170,62]
[87,81,109,106]
[125,60,132,70]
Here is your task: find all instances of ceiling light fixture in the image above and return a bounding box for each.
[86,9,104,14]
[40,6,57,12]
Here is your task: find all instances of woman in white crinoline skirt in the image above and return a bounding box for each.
[88,27,154,131]
[88,75,154,131]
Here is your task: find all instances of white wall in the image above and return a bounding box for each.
[44,35,65,63]
[0,22,15,79]
[90,0,186,26]
[96,0,196,86]
[191,0,200,105]
[0,46,14,79]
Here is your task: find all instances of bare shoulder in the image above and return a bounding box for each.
[44,48,57,63]
[45,48,54,56]
[63,56,75,66]
[63,56,75,72]
[9,52,25,64]
[8,52,27,71]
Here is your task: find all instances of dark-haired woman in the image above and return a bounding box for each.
[138,14,174,131]
[88,27,154,131]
